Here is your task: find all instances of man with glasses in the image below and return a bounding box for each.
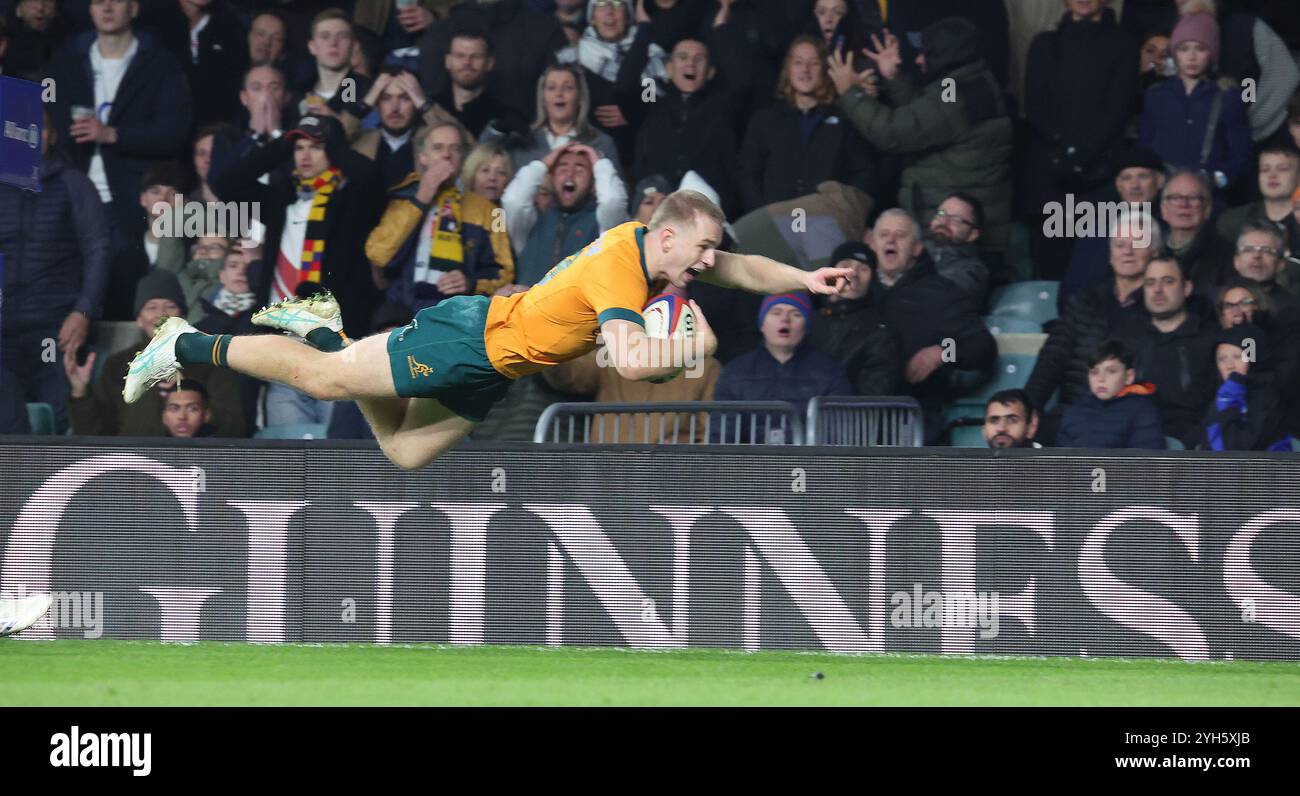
[1160,169,1235,291]
[1230,220,1299,314]
[925,193,988,305]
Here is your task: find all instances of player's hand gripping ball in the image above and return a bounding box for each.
[641,294,696,384]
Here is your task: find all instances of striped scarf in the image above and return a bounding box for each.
[295,167,343,285]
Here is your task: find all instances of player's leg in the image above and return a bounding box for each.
[360,397,476,471]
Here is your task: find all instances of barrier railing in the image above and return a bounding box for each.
[533,401,803,445]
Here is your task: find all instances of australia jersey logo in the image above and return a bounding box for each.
[408,355,434,378]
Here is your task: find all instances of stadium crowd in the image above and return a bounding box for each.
[2,0,1300,450]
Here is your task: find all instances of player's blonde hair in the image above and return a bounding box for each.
[647,190,725,235]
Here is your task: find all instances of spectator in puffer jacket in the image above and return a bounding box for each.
[1114,254,1221,444]
[807,241,901,397]
[712,292,851,420]
[829,17,1013,254]
[1055,340,1167,449]
[0,128,109,434]
[1193,322,1294,451]
[1026,207,1159,444]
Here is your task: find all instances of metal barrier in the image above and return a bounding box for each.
[805,396,925,447]
[533,401,804,445]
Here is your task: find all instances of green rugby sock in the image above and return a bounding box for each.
[306,328,349,352]
[175,333,232,367]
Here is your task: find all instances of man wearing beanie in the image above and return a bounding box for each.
[64,271,247,438]
[808,242,901,397]
[1138,10,1251,194]
[712,292,851,439]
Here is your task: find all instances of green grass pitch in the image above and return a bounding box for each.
[2,641,1298,706]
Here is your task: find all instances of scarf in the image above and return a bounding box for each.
[212,288,258,316]
[562,23,667,84]
[414,186,466,286]
[294,166,343,285]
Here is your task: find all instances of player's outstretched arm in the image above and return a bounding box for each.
[599,304,717,382]
[704,251,854,297]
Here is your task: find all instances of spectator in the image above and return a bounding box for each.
[430,28,522,139]
[806,241,901,397]
[326,301,415,440]
[210,112,382,341]
[481,63,620,172]
[1114,254,1220,443]
[805,0,870,55]
[1061,147,1168,301]
[1138,29,1174,99]
[46,0,195,242]
[554,0,586,46]
[925,193,989,305]
[1160,169,1235,290]
[5,0,66,80]
[982,388,1041,449]
[1137,10,1251,194]
[868,209,997,443]
[829,18,1013,253]
[214,64,296,177]
[351,67,454,191]
[190,122,228,204]
[349,19,386,82]
[641,0,710,51]
[555,0,668,164]
[102,162,187,321]
[739,34,875,212]
[64,270,245,436]
[500,141,628,286]
[298,9,373,139]
[626,174,669,224]
[697,0,789,140]
[366,119,515,312]
[194,248,256,331]
[152,0,247,128]
[1215,278,1271,329]
[712,292,852,418]
[246,8,287,68]
[1021,0,1138,279]
[1055,340,1166,449]
[1193,322,1294,451]
[1027,209,1162,438]
[1215,143,1300,247]
[416,0,568,128]
[633,37,739,216]
[352,0,451,68]
[461,141,514,204]
[160,379,215,438]
[0,120,108,434]
[161,234,231,315]
[1229,219,1300,314]
[1285,95,1300,151]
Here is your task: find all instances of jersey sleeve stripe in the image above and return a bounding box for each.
[597,308,646,327]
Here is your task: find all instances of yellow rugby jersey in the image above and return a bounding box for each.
[484,222,658,379]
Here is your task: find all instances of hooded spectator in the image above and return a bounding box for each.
[1193,322,1294,451]
[829,17,1013,253]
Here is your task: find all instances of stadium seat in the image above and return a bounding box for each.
[984,315,1043,335]
[26,403,55,435]
[1165,436,1185,451]
[988,281,1059,325]
[255,423,328,440]
[949,425,987,448]
[950,354,1037,412]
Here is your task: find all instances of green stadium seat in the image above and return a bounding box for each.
[1166,436,1185,451]
[949,425,987,448]
[951,354,1037,410]
[984,315,1043,334]
[255,423,328,440]
[988,281,1059,325]
[26,403,55,435]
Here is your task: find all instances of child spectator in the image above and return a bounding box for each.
[1055,340,1166,449]
[1194,323,1294,451]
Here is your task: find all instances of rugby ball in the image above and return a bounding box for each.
[641,294,695,384]
[642,294,696,340]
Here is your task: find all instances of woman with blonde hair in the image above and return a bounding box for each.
[481,63,620,172]
[460,142,515,204]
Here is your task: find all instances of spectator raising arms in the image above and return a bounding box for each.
[366,120,515,312]
[739,35,876,212]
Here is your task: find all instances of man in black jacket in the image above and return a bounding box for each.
[209,113,382,339]
[807,241,900,397]
[1115,254,1220,445]
[868,209,996,443]
[45,0,194,240]
[416,0,568,127]
[0,129,109,434]
[145,0,247,128]
[1160,170,1237,292]
[633,37,739,216]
